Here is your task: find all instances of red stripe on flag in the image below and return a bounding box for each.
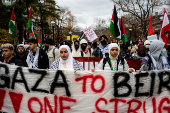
[121,18,126,34]
[29,8,32,19]
[38,31,41,44]
[161,34,168,48]
[29,33,35,37]
[10,9,16,21]
[148,16,153,35]
[161,24,170,36]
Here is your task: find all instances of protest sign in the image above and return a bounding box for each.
[147,35,158,42]
[0,63,170,113]
[83,27,98,42]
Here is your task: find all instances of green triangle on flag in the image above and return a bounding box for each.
[8,8,16,36]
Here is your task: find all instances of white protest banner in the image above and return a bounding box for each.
[1,63,170,113]
[83,27,98,42]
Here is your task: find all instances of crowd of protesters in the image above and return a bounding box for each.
[0,34,170,73]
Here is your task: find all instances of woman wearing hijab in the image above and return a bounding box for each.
[50,45,83,71]
[93,43,134,72]
[72,40,86,57]
[140,40,169,71]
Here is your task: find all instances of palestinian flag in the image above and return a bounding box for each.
[8,8,16,36]
[121,18,127,42]
[109,5,121,41]
[29,33,35,39]
[78,33,85,41]
[159,8,170,48]
[27,7,34,38]
[38,31,41,47]
[148,16,154,36]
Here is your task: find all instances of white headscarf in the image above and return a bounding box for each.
[108,43,119,60]
[108,43,119,69]
[149,40,165,61]
[59,45,74,71]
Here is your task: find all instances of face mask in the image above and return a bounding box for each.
[162,48,167,54]
[145,45,149,49]
[81,45,87,51]
[75,45,79,50]
[101,40,107,45]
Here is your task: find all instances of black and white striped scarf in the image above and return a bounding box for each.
[26,47,39,69]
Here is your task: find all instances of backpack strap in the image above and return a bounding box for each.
[89,47,91,55]
[103,53,111,70]
[81,51,84,57]
[147,54,152,71]
[117,55,125,71]
[53,48,56,59]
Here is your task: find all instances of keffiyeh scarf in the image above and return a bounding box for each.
[26,47,39,69]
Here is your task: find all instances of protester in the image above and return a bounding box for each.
[131,41,139,59]
[167,44,170,66]
[137,45,146,58]
[119,39,126,57]
[16,44,28,67]
[123,41,132,59]
[161,46,168,60]
[50,45,83,71]
[0,47,2,60]
[60,41,71,49]
[139,40,169,71]
[92,35,109,57]
[80,39,93,57]
[24,40,28,45]
[144,40,150,52]
[26,39,49,69]
[0,43,24,66]
[138,39,142,43]
[138,42,144,47]
[98,35,109,57]
[44,39,60,66]
[93,43,134,72]
[92,41,102,57]
[72,40,86,57]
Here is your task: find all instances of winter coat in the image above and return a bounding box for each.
[47,46,60,66]
[26,49,49,69]
[96,57,129,71]
[72,42,86,57]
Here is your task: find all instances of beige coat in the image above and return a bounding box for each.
[47,46,60,67]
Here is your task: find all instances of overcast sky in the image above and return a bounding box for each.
[55,0,116,29]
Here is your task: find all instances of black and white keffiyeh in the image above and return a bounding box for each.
[50,58,84,71]
[98,43,109,56]
[26,47,39,69]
